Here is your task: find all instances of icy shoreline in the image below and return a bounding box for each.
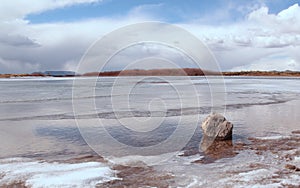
[1,132,299,188]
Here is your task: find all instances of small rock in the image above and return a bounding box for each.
[285,164,296,170]
[201,113,233,141]
[291,130,300,134]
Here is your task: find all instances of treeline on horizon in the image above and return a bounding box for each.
[1,68,300,78]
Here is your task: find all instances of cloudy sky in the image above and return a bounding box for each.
[1,0,300,73]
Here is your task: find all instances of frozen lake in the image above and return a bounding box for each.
[0,76,299,187]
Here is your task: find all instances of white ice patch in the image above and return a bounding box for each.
[234,169,273,182]
[107,152,178,166]
[280,174,300,186]
[294,156,300,162]
[254,135,290,140]
[0,158,118,188]
[175,153,204,165]
[217,168,282,188]
[0,77,76,81]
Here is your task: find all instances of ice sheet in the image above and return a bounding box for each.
[0,158,118,188]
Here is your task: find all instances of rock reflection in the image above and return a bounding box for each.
[195,135,239,164]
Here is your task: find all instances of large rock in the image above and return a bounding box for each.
[201,113,233,141]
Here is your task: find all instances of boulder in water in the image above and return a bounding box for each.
[201,113,233,141]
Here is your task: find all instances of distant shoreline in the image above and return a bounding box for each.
[1,68,300,78]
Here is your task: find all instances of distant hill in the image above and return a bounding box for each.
[0,71,76,78]
[1,69,300,78]
[83,68,220,77]
[44,71,76,77]
[222,70,300,77]
[83,69,300,77]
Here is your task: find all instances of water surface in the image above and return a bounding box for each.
[0,76,299,187]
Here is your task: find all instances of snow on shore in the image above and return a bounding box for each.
[0,158,118,188]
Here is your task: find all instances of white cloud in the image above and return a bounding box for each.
[0,1,300,73]
[0,57,40,73]
[231,55,300,71]
[0,1,151,73]
[185,3,300,48]
[0,0,102,20]
[127,3,164,21]
[248,3,300,34]
[180,3,300,71]
[102,43,196,72]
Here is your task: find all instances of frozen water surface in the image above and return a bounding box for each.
[0,76,299,187]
